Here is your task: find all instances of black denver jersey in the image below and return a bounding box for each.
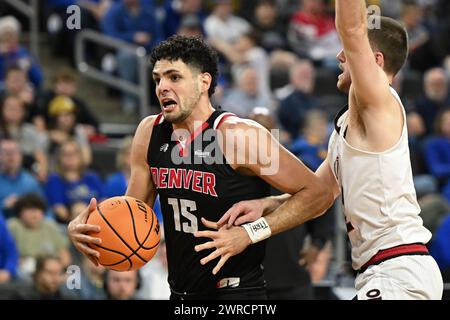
[148,110,271,295]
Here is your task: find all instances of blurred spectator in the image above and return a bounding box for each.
[424,108,450,203]
[0,66,40,128]
[400,2,442,72]
[380,0,402,19]
[270,49,300,94]
[101,0,163,113]
[278,60,318,139]
[45,140,102,224]
[413,67,450,135]
[0,94,49,182]
[78,0,114,24]
[221,67,270,117]
[211,31,271,100]
[47,96,92,166]
[251,0,288,51]
[204,0,251,44]
[430,213,450,283]
[7,194,71,278]
[104,269,141,300]
[162,0,206,38]
[419,193,450,238]
[1,255,75,299]
[101,135,163,221]
[136,239,170,299]
[290,109,329,170]
[176,14,204,37]
[77,255,106,300]
[0,214,18,284]
[401,3,429,56]
[287,0,341,67]
[102,136,133,198]
[406,111,438,197]
[0,16,43,88]
[37,68,100,137]
[0,139,44,219]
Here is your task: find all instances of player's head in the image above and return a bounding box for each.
[150,35,219,123]
[336,16,408,93]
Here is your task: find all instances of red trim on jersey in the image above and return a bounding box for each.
[215,113,236,130]
[176,122,210,157]
[359,243,429,272]
[155,113,164,125]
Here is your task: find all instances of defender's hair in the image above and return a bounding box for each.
[368,16,409,76]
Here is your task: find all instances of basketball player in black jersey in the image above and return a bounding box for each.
[67,35,331,300]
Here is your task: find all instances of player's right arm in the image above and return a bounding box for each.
[335,0,392,109]
[68,115,158,265]
[125,115,158,206]
[336,0,404,150]
[218,157,340,227]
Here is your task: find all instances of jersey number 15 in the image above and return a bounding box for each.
[167,198,198,234]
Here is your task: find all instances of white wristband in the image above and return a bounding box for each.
[242,217,272,244]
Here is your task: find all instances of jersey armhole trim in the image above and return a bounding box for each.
[214,112,236,130]
[155,113,164,126]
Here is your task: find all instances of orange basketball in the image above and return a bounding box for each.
[86,196,161,271]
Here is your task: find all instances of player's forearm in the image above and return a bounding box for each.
[262,194,291,216]
[335,0,367,38]
[265,184,334,236]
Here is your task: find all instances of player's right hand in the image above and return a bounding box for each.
[217,198,266,228]
[67,198,102,266]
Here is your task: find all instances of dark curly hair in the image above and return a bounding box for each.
[150,35,219,97]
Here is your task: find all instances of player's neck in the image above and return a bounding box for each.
[172,100,215,134]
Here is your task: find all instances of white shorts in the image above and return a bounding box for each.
[355,255,443,300]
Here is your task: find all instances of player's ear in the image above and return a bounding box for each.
[374,51,385,69]
[199,72,212,95]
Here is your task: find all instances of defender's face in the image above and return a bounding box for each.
[152,59,201,123]
[336,49,351,94]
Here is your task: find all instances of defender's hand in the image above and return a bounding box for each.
[217,199,266,228]
[194,218,252,275]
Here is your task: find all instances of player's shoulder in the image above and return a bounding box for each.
[217,115,266,133]
[133,114,161,146]
[135,114,162,136]
[138,114,161,129]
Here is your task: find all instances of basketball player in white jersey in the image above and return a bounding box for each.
[194,0,443,299]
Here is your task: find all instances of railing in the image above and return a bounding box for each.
[4,0,39,59]
[75,29,150,120]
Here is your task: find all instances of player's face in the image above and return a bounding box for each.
[153,59,202,124]
[336,49,351,94]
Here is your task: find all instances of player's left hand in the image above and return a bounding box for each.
[194,218,252,275]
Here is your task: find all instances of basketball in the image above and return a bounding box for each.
[86,196,161,271]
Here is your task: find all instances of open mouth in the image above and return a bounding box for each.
[161,99,178,111]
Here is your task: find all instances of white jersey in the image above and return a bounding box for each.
[328,87,432,270]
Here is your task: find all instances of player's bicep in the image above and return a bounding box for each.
[315,158,340,201]
[126,116,157,206]
[236,123,319,194]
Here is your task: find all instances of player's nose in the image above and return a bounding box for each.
[337,49,345,63]
[157,78,171,95]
